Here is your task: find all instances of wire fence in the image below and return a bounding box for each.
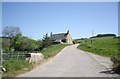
[2,51,40,60]
[3,51,28,60]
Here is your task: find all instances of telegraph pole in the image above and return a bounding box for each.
[92,30,94,37]
[91,30,94,44]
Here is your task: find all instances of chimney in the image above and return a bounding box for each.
[67,30,69,34]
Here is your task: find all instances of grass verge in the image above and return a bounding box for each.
[78,37,119,57]
[42,44,68,59]
[2,60,33,77]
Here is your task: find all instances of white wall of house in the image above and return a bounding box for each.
[66,33,73,44]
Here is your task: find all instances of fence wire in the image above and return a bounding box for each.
[2,51,28,60]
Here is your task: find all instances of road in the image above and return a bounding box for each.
[19,44,117,77]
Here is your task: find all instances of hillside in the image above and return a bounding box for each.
[78,36,119,57]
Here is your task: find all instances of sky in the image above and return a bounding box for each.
[0,2,2,36]
[1,0,120,2]
[2,2,118,40]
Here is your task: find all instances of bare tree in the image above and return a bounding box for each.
[2,26,21,51]
[2,26,21,38]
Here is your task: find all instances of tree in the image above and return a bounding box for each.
[2,37,10,52]
[36,40,43,51]
[13,35,39,52]
[40,33,52,49]
[13,36,30,51]
[28,39,39,51]
[2,26,21,51]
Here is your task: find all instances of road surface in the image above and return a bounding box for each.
[19,44,117,77]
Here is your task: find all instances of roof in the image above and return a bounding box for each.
[50,33,68,40]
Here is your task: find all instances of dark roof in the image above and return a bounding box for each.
[50,33,67,40]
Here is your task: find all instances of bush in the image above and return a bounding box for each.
[114,64,120,74]
[110,56,120,74]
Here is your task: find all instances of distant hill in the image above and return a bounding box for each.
[90,34,116,38]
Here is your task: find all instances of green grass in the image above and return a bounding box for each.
[2,60,33,77]
[42,44,68,59]
[78,37,119,57]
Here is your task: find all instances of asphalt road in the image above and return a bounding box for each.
[19,44,117,77]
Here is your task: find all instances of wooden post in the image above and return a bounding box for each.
[0,49,3,65]
[0,49,3,78]
[22,51,24,59]
[10,51,12,59]
[17,52,19,60]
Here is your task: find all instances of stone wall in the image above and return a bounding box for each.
[25,53,44,64]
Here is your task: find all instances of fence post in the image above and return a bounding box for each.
[17,52,19,60]
[0,49,3,79]
[0,49,3,65]
[22,51,24,59]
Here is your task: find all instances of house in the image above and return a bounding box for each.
[50,31,73,44]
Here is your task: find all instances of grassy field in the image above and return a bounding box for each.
[78,36,119,57]
[42,44,68,59]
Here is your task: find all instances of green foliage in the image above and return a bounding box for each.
[73,39,84,44]
[3,60,33,77]
[36,40,43,51]
[2,26,21,51]
[11,35,39,52]
[41,33,52,49]
[42,44,68,59]
[2,37,10,52]
[12,33,53,52]
[73,39,78,44]
[2,32,53,52]
[2,26,41,52]
[110,56,120,74]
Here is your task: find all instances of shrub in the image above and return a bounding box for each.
[110,56,120,74]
